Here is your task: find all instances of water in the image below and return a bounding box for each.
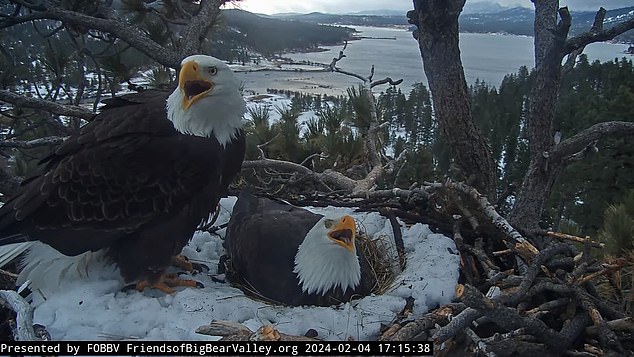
[236,26,631,96]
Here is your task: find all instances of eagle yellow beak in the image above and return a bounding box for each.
[179,60,214,110]
[327,215,356,251]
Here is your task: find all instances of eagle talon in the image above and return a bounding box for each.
[0,55,246,301]
[121,283,138,292]
[191,262,210,273]
[211,274,226,283]
[135,279,175,294]
[132,273,202,294]
[171,255,194,272]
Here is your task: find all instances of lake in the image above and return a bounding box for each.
[236,26,631,96]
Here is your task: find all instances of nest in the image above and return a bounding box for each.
[220,224,403,307]
[356,231,400,295]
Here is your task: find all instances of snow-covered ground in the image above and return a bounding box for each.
[14,197,460,341]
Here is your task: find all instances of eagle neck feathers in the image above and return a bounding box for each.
[293,220,361,296]
[166,84,245,146]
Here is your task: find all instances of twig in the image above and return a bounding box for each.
[458,284,571,351]
[299,152,328,167]
[575,260,627,285]
[379,208,405,270]
[465,327,497,357]
[546,231,605,248]
[431,180,539,259]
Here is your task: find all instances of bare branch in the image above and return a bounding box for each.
[0,12,50,28]
[550,121,634,162]
[562,7,607,74]
[0,136,67,149]
[0,290,37,341]
[430,180,538,257]
[458,284,570,351]
[565,17,634,55]
[242,159,356,192]
[370,77,404,88]
[591,7,607,33]
[0,90,94,119]
[299,152,328,166]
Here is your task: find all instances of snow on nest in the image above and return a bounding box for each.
[16,197,459,341]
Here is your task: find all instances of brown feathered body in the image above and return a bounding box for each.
[223,192,375,306]
[0,90,246,283]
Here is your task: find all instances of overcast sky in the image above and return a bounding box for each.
[225,1,633,14]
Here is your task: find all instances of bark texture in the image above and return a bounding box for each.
[408,0,497,200]
[508,3,634,230]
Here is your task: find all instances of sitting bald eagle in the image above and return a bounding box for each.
[0,55,246,293]
[222,192,376,306]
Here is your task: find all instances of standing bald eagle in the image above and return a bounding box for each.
[0,55,246,293]
[222,192,376,306]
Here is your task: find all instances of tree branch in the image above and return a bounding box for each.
[565,16,634,55]
[550,121,634,162]
[178,0,227,57]
[0,290,37,341]
[8,2,182,68]
[0,136,67,149]
[242,159,356,192]
[0,90,94,119]
[0,12,51,28]
[370,77,403,88]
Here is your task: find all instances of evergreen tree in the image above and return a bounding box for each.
[598,190,634,256]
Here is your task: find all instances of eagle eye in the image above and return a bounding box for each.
[208,66,218,76]
[324,219,334,229]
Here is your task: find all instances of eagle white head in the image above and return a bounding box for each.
[166,55,246,145]
[293,215,361,296]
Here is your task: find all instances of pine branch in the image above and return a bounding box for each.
[0,90,94,119]
[0,0,229,68]
[1,0,228,65]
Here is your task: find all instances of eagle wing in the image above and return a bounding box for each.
[0,90,232,255]
[224,192,322,304]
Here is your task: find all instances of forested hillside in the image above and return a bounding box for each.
[277,6,634,42]
[214,9,354,58]
[242,56,634,243]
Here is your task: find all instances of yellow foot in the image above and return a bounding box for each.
[171,254,194,272]
[135,273,203,294]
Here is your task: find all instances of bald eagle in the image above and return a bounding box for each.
[0,55,246,293]
[222,192,376,306]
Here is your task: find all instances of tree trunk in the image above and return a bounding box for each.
[508,1,566,230]
[408,0,497,200]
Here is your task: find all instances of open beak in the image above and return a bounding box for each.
[328,215,356,251]
[179,60,214,110]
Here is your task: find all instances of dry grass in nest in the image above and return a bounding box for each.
[596,251,634,316]
[356,231,401,296]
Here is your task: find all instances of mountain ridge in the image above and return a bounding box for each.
[266,6,634,41]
